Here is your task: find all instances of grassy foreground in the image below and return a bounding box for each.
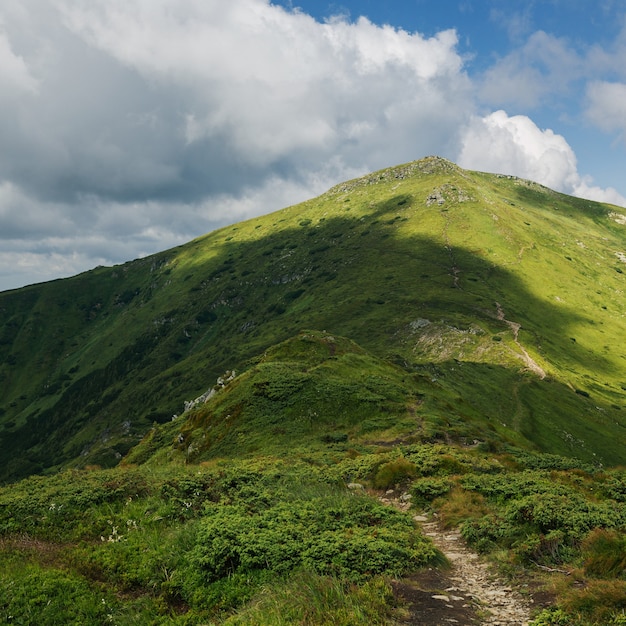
[0,333,625,624]
[2,441,626,624]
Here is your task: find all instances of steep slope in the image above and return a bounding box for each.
[0,156,625,480]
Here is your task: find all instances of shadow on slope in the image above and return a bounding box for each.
[0,185,623,480]
[126,330,426,465]
[126,331,626,469]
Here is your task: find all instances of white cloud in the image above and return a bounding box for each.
[479,31,580,108]
[0,250,94,290]
[478,20,626,112]
[2,0,473,188]
[54,0,468,163]
[0,0,625,291]
[572,179,626,207]
[458,110,626,207]
[585,81,626,136]
[586,20,626,81]
[458,111,579,191]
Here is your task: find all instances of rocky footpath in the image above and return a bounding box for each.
[382,492,537,625]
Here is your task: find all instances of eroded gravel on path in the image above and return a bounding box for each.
[382,493,537,625]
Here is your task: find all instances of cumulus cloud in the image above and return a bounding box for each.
[458,111,579,190]
[0,0,625,291]
[572,179,626,207]
[54,0,469,169]
[458,110,626,206]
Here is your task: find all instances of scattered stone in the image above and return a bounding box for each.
[426,191,446,206]
[182,370,236,414]
[610,211,626,225]
[409,318,431,330]
[384,493,534,625]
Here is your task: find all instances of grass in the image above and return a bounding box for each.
[0,454,447,624]
[222,572,399,625]
[1,441,626,622]
[0,158,625,478]
[1,156,626,622]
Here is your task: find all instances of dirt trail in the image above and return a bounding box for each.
[495,302,546,379]
[381,494,536,625]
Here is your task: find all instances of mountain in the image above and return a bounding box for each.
[2,156,626,625]
[0,156,625,482]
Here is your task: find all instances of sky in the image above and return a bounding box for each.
[1,0,626,292]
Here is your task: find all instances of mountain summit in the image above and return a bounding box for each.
[1,156,625,480]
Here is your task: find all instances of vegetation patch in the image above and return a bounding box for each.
[0,157,626,622]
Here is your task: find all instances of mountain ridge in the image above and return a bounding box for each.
[0,156,625,481]
[2,156,626,625]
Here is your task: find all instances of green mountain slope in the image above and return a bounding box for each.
[2,156,626,626]
[1,156,625,480]
[125,330,429,466]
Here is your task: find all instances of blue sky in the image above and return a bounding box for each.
[277,0,626,190]
[0,0,625,291]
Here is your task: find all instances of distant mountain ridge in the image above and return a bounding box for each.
[1,156,625,481]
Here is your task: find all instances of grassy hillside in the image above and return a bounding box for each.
[1,395,626,624]
[1,157,625,481]
[1,155,626,623]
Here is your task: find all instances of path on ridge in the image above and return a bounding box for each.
[381,493,536,625]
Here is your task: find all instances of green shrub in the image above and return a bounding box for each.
[458,470,626,565]
[529,608,573,625]
[320,433,349,443]
[0,563,110,625]
[191,494,439,584]
[602,470,626,502]
[373,457,417,489]
[410,477,452,505]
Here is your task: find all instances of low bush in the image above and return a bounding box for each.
[460,488,624,565]
[190,494,439,586]
[410,476,452,506]
[373,457,417,489]
[529,607,575,625]
[0,561,111,625]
